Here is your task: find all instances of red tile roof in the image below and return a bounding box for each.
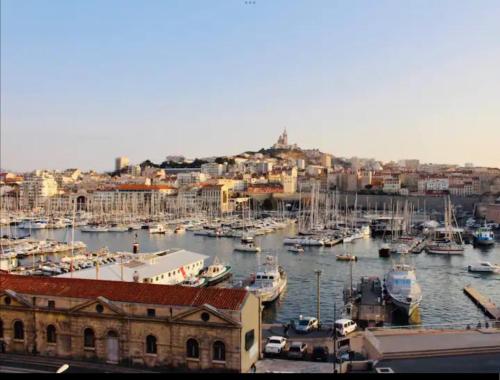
[0,274,248,311]
[116,184,176,191]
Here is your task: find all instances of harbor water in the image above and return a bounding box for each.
[6,225,500,326]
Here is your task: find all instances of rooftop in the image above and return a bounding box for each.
[0,273,248,311]
[56,249,209,282]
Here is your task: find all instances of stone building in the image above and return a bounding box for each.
[0,274,261,372]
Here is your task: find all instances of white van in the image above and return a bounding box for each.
[334,319,357,336]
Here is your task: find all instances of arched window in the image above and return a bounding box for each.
[213,341,225,361]
[47,325,57,343]
[84,328,95,348]
[14,321,24,340]
[146,335,157,354]
[186,338,199,358]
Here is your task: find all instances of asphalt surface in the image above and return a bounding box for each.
[375,353,500,373]
[0,353,157,373]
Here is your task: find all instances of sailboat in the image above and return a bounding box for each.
[426,196,465,255]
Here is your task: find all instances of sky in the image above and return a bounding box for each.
[1,0,500,172]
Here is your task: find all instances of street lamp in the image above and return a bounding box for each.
[314,270,322,326]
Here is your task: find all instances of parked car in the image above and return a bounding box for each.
[264,336,287,356]
[287,342,308,360]
[311,345,329,362]
[334,318,357,336]
[292,316,319,334]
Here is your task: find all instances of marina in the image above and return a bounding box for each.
[2,221,499,326]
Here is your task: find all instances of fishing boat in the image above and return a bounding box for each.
[201,257,232,285]
[472,224,495,247]
[288,244,304,253]
[383,261,422,317]
[247,255,287,305]
[467,262,500,273]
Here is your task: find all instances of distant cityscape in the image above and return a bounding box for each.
[1,129,500,222]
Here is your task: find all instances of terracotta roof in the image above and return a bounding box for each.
[0,274,248,311]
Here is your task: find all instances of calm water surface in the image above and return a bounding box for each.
[6,225,500,326]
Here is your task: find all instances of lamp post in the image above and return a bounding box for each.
[315,270,322,326]
[333,302,337,374]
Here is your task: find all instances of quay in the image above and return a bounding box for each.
[346,276,386,327]
[463,285,500,320]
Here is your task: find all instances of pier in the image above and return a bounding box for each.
[463,285,500,320]
[346,277,387,327]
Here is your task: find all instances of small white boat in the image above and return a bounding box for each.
[149,224,166,234]
[174,225,186,234]
[336,254,358,262]
[181,276,207,287]
[467,262,500,273]
[108,224,129,232]
[234,242,261,253]
[81,225,109,233]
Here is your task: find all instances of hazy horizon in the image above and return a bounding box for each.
[2,0,500,172]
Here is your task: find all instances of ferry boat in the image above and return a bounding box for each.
[472,225,495,247]
[247,256,287,305]
[201,257,232,285]
[383,262,422,317]
[467,261,500,273]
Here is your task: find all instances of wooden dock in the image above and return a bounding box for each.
[463,285,500,320]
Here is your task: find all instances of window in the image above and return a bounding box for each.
[4,296,11,305]
[201,312,210,322]
[146,335,157,354]
[213,341,225,361]
[84,328,95,348]
[48,300,55,309]
[147,308,156,317]
[47,325,57,343]
[245,330,255,351]
[186,339,199,358]
[96,304,104,313]
[0,319,3,338]
[14,321,24,340]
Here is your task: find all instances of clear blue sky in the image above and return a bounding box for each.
[2,0,500,172]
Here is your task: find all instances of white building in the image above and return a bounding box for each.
[176,172,207,186]
[20,172,59,207]
[383,178,401,193]
[201,163,225,178]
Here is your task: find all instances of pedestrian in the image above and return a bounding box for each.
[284,323,289,338]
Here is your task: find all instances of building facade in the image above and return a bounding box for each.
[0,274,261,372]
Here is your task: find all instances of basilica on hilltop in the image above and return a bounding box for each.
[272,128,299,150]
